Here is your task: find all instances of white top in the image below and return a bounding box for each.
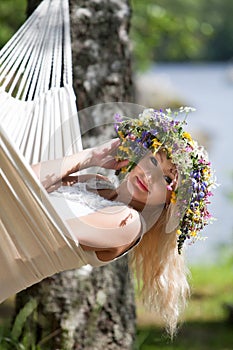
[48,180,144,267]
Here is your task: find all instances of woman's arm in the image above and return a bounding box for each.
[66,205,142,262]
[32,139,128,190]
[31,148,91,190]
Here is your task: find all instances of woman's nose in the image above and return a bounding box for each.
[145,167,163,182]
[145,172,152,184]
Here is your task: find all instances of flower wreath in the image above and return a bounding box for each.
[114,107,216,254]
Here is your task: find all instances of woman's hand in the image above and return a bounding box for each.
[88,138,129,171]
[31,138,128,191]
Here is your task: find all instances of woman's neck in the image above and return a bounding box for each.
[97,179,165,232]
[107,180,147,212]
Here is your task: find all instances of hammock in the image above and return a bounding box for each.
[0,0,89,303]
[0,0,82,164]
[1,128,87,303]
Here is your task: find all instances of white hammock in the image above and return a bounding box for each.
[0,0,82,164]
[0,0,90,303]
[1,128,87,303]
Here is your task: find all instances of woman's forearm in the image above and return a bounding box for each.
[31,138,126,190]
[31,148,92,190]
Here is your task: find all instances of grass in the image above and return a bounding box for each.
[135,256,233,350]
[134,321,232,350]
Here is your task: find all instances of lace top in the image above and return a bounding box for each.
[49,180,123,218]
[48,180,143,267]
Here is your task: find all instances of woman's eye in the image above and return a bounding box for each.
[150,157,158,166]
[164,176,172,184]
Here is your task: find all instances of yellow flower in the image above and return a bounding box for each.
[119,145,129,152]
[190,231,197,237]
[183,131,195,147]
[170,191,177,203]
[152,138,162,148]
[203,168,210,179]
[118,131,125,139]
[121,167,128,173]
[176,229,182,236]
[182,131,192,141]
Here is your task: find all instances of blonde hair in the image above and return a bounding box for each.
[129,207,190,336]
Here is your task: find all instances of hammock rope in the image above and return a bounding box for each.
[0,0,73,97]
[0,0,82,164]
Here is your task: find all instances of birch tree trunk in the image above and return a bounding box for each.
[15,1,136,349]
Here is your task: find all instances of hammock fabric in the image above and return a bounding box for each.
[0,0,82,164]
[1,129,87,303]
[0,0,89,303]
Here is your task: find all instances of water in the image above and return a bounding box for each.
[145,62,233,264]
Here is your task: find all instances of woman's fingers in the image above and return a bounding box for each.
[88,138,129,170]
[114,159,129,170]
[100,138,121,156]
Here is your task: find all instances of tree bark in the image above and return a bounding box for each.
[15,1,136,349]
[69,0,135,144]
[70,0,134,107]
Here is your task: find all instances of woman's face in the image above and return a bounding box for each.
[126,150,177,207]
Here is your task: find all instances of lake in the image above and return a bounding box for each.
[139,62,233,264]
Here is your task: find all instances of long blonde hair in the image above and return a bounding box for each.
[129,207,190,336]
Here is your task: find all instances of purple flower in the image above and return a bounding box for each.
[150,129,158,136]
[141,131,148,140]
[114,113,123,123]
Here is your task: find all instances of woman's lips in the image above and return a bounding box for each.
[136,176,149,192]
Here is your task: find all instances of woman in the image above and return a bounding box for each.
[32,107,216,334]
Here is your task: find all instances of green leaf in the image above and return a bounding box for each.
[11,299,37,341]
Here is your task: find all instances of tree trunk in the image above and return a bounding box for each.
[15,1,136,349]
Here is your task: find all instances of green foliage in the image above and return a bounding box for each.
[11,298,37,341]
[0,0,27,49]
[131,0,233,69]
[1,0,232,70]
[0,298,40,350]
[200,0,233,60]
[134,321,233,350]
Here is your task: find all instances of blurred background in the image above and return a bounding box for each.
[131,0,233,266]
[131,1,233,348]
[0,0,232,349]
[130,0,233,259]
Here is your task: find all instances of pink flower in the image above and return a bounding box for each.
[186,146,193,152]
